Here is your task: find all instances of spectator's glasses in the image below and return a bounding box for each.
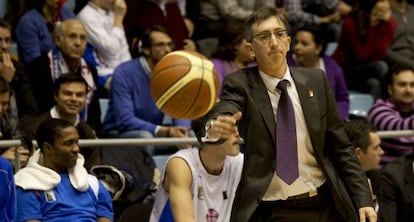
[252,30,289,44]
[152,41,175,49]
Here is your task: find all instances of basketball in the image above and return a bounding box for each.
[151,50,219,120]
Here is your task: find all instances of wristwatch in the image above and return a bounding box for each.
[202,120,222,144]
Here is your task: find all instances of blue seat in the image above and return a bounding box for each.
[349,93,374,117]
[99,98,109,122]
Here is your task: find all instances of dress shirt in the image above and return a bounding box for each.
[260,67,325,200]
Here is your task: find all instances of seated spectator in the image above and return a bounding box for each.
[344,116,384,211]
[0,19,39,120]
[195,0,274,40]
[333,0,397,99]
[210,20,253,94]
[367,66,414,164]
[15,0,75,64]
[284,0,352,42]
[103,25,192,155]
[386,0,414,69]
[101,26,191,207]
[150,113,243,221]
[377,153,414,222]
[14,118,113,222]
[194,0,274,56]
[0,75,30,169]
[123,0,196,57]
[23,73,101,170]
[0,156,15,221]
[26,18,103,134]
[77,0,131,89]
[288,25,349,120]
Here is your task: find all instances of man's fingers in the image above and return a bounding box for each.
[232,112,242,122]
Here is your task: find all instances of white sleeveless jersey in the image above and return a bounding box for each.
[149,148,243,222]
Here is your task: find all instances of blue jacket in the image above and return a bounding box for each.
[103,58,190,134]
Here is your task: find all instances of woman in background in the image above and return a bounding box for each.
[288,25,350,120]
[211,20,254,94]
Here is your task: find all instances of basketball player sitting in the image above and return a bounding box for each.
[149,112,243,222]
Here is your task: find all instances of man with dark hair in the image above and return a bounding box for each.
[344,117,383,171]
[344,116,384,211]
[202,6,376,222]
[150,112,243,222]
[0,74,30,169]
[103,25,191,152]
[368,66,414,164]
[101,25,191,204]
[23,73,100,170]
[14,118,113,222]
[0,19,39,119]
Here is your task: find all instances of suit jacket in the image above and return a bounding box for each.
[378,154,414,222]
[207,66,373,222]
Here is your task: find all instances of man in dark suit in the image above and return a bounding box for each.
[202,6,377,222]
[378,154,414,222]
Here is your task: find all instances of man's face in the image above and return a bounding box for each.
[48,126,80,169]
[246,16,291,73]
[55,21,87,60]
[0,91,10,118]
[217,127,241,157]
[388,70,414,106]
[145,31,174,63]
[0,27,11,53]
[358,132,383,171]
[54,82,87,116]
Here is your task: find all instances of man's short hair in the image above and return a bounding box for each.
[36,118,74,152]
[0,75,11,95]
[244,6,289,42]
[53,73,88,96]
[344,116,377,153]
[140,25,172,49]
[388,65,414,86]
[0,19,12,32]
[191,119,204,145]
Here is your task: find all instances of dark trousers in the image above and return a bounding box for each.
[249,184,344,222]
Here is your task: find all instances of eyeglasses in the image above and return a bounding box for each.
[252,30,288,44]
[152,41,175,49]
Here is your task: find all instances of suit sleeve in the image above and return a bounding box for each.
[320,69,374,209]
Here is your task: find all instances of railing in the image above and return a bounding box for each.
[2,130,414,170]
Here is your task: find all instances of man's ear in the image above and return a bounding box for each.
[245,42,255,58]
[143,47,150,57]
[43,142,53,154]
[355,147,362,158]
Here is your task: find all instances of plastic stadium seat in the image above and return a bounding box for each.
[349,93,374,117]
[99,98,109,122]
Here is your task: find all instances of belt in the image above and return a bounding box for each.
[286,183,328,200]
[287,189,318,200]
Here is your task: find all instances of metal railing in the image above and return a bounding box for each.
[1,130,414,170]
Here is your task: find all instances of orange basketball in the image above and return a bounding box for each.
[151,50,219,120]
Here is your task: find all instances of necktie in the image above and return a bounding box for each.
[276,80,298,185]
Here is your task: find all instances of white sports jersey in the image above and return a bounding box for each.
[150,148,243,222]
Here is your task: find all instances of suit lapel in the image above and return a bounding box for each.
[290,68,323,157]
[247,68,276,143]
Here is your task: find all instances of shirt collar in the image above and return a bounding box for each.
[50,106,80,126]
[259,67,294,92]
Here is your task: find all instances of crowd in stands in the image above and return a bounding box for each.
[1,0,414,221]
